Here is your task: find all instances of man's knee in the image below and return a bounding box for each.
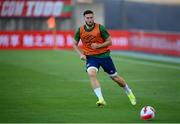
[87,67,98,78]
[111,75,118,81]
[111,75,125,82]
[88,72,97,78]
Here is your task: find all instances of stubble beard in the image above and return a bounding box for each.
[86,21,94,28]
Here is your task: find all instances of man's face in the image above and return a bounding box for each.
[84,13,94,27]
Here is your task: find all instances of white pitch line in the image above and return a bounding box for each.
[113,57,180,70]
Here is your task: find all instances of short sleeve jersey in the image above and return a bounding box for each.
[74,24,110,42]
[74,23,110,56]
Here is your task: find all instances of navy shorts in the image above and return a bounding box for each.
[86,56,117,77]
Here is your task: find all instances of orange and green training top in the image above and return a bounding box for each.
[74,23,111,58]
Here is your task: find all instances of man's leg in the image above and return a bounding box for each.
[100,57,136,105]
[111,74,136,105]
[87,67,106,106]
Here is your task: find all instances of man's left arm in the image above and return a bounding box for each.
[91,36,112,49]
[91,24,112,49]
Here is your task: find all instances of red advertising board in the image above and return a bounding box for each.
[109,30,129,50]
[0,31,74,50]
[0,30,180,56]
[0,30,129,50]
[129,31,180,56]
[0,0,72,18]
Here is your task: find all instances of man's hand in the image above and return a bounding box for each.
[91,38,112,49]
[91,43,100,49]
[73,39,86,61]
[80,54,86,60]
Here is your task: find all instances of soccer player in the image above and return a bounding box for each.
[73,10,136,106]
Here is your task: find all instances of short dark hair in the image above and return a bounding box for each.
[83,10,94,16]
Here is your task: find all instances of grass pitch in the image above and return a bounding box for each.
[0,50,180,123]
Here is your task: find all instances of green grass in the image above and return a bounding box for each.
[0,50,180,123]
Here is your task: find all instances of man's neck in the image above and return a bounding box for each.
[86,23,95,30]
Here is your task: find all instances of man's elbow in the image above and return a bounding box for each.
[109,41,112,45]
[108,40,112,46]
[106,37,112,46]
[73,40,78,46]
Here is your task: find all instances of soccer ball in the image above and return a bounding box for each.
[140,106,155,120]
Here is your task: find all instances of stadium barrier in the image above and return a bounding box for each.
[129,31,180,56]
[0,30,179,56]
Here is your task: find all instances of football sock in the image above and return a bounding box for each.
[123,84,132,94]
[94,87,104,100]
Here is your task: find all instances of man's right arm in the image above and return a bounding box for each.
[73,28,86,60]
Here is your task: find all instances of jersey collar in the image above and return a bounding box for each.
[84,23,95,32]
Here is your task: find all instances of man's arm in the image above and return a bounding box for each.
[91,36,112,49]
[91,24,112,49]
[73,27,86,60]
[73,40,86,60]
